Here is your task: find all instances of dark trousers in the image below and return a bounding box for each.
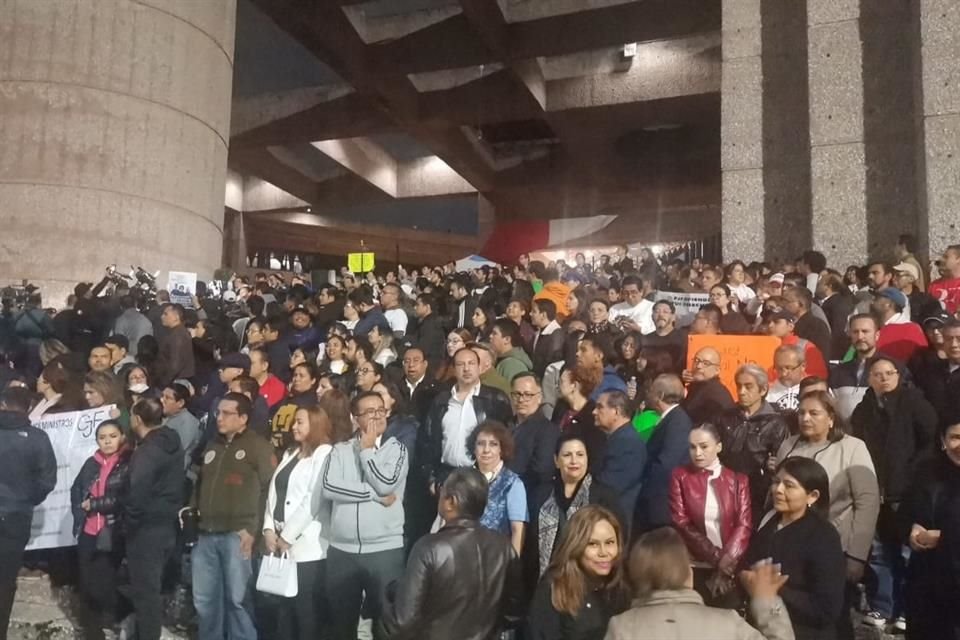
[325,547,404,640]
[0,511,32,640]
[77,532,123,639]
[277,559,328,640]
[126,524,175,640]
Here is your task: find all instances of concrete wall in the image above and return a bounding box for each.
[0,0,236,306]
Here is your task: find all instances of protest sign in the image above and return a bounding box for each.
[167,271,197,307]
[654,291,709,327]
[347,252,376,273]
[26,406,115,550]
[686,335,781,397]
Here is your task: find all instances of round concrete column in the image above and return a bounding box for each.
[0,0,236,306]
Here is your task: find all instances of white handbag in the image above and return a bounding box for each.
[256,552,298,597]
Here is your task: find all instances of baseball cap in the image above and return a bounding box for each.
[769,310,797,323]
[893,262,921,281]
[922,312,951,328]
[219,352,251,371]
[768,273,785,285]
[875,287,908,310]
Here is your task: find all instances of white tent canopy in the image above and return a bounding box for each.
[455,254,499,271]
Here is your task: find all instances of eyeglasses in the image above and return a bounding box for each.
[510,391,541,400]
[693,357,719,368]
[401,359,423,365]
[776,363,804,374]
[356,368,375,375]
[355,408,387,418]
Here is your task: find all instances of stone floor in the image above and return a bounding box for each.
[10,574,900,640]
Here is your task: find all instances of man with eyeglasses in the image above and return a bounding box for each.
[321,391,408,640]
[765,310,828,378]
[766,344,808,413]
[608,275,655,335]
[507,373,558,501]
[187,393,275,640]
[681,346,734,425]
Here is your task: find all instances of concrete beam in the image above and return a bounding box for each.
[368,0,720,74]
[230,148,319,204]
[249,0,497,191]
[312,138,398,196]
[231,84,353,136]
[230,91,398,148]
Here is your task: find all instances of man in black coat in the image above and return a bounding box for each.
[635,374,693,533]
[156,303,195,387]
[400,347,439,424]
[0,387,56,636]
[507,374,559,501]
[681,347,735,425]
[409,293,446,375]
[529,299,564,379]
[818,275,855,361]
[125,398,184,640]
[380,468,520,640]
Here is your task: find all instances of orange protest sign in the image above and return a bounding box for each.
[686,334,782,397]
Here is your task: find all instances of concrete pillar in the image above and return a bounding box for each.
[721,0,764,263]
[807,0,868,267]
[722,0,811,264]
[919,0,960,256]
[0,0,236,306]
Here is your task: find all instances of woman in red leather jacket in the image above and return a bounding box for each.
[668,422,752,608]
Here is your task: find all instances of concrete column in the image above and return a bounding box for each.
[919,0,960,256]
[721,0,764,263]
[0,0,236,306]
[722,0,811,264]
[807,0,868,267]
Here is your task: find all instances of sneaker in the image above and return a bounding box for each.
[862,611,887,627]
[893,617,907,632]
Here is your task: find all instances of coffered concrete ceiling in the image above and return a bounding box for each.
[229,0,722,256]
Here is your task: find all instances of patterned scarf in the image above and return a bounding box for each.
[538,474,593,576]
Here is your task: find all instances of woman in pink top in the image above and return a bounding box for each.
[70,420,131,638]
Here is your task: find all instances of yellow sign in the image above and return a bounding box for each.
[348,252,375,273]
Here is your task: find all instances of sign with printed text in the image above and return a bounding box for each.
[167,271,197,308]
[347,252,376,273]
[26,406,116,550]
[654,291,710,327]
[686,335,781,397]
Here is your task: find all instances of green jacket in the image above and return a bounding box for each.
[496,347,533,384]
[191,428,275,536]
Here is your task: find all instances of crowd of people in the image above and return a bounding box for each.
[2,235,960,640]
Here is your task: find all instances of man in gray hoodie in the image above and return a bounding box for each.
[321,391,409,640]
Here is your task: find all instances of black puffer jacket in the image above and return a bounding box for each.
[380,518,521,640]
[124,426,184,534]
[0,410,57,514]
[850,385,938,504]
[70,449,132,537]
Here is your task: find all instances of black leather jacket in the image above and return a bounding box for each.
[418,384,512,487]
[380,518,521,640]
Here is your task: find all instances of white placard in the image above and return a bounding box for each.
[653,290,710,327]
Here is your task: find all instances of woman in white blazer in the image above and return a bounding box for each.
[263,405,334,640]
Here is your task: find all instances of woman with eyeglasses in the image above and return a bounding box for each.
[777,391,880,638]
[269,362,320,453]
[709,284,752,335]
[435,329,473,383]
[850,357,937,629]
[241,319,266,353]
[354,361,383,394]
[469,421,527,555]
